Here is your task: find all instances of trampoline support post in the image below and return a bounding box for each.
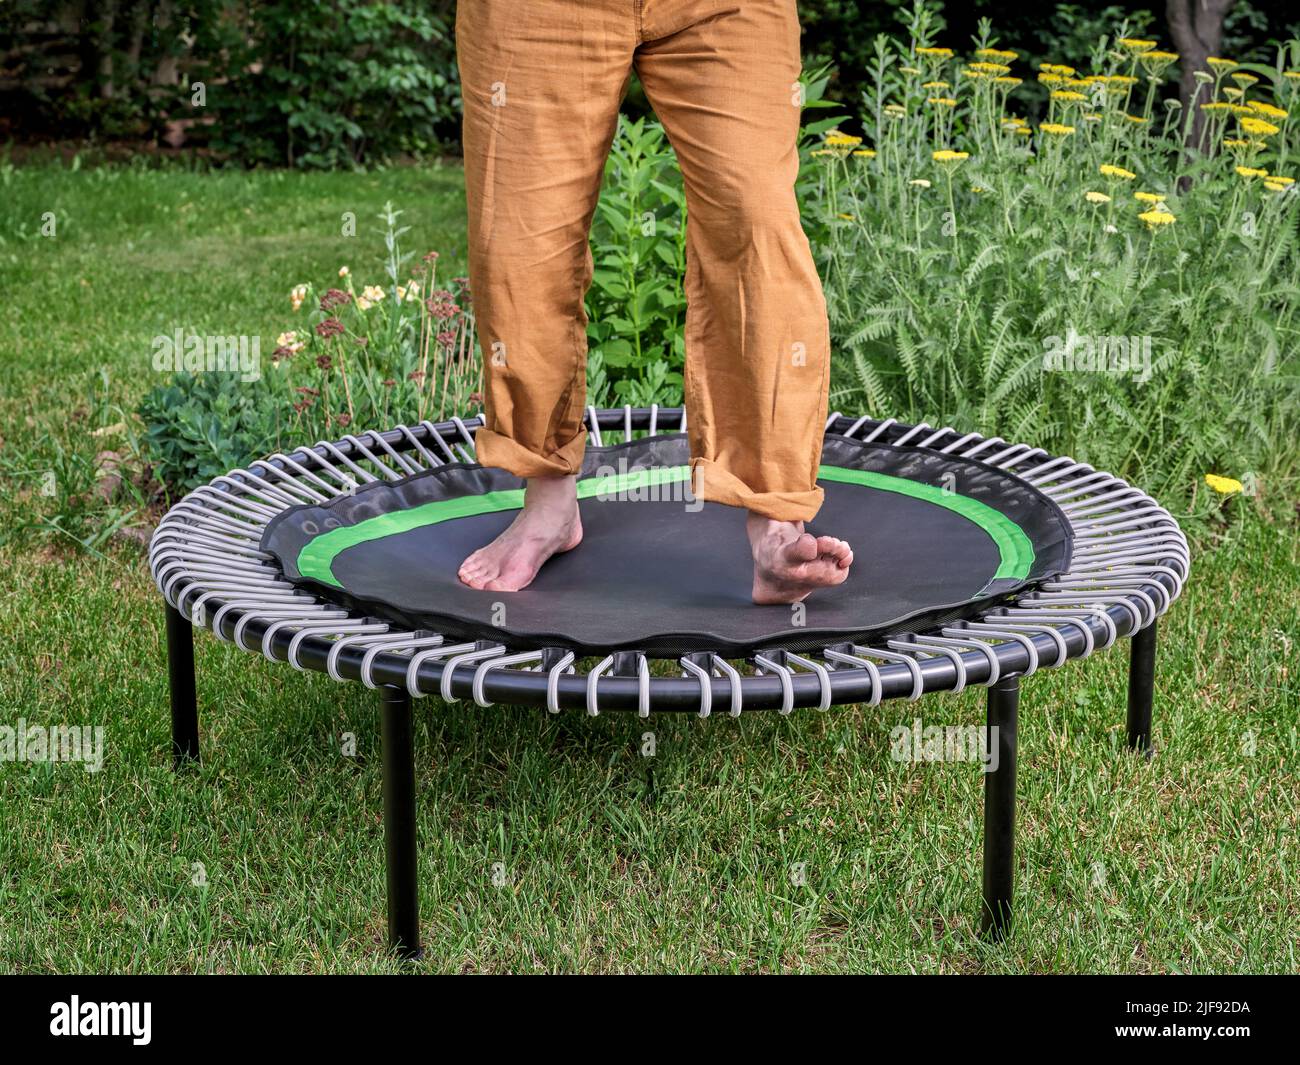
[981,674,1018,941]
[165,602,200,768]
[379,685,422,961]
[1126,619,1156,758]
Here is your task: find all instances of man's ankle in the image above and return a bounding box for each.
[524,474,578,508]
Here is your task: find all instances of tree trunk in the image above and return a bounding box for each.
[151,0,179,87]
[97,1,118,99]
[1166,0,1235,154]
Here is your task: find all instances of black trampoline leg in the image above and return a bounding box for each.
[1126,620,1156,757]
[165,603,200,768]
[380,685,421,961]
[981,675,1019,941]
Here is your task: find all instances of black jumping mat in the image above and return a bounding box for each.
[260,434,1073,657]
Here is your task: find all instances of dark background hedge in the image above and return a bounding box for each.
[2,0,1297,166]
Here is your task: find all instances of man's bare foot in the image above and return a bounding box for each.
[458,475,582,591]
[748,513,853,604]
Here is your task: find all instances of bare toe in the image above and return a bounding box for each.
[783,532,821,564]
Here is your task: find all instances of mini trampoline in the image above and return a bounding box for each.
[151,406,1189,959]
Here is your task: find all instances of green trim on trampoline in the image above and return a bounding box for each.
[296,466,692,588]
[815,464,1034,581]
[293,463,1034,588]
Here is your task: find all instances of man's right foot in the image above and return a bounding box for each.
[748,514,853,604]
[457,475,582,592]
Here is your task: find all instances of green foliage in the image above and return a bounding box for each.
[0,1,460,167]
[585,115,688,406]
[138,371,284,493]
[804,3,1300,512]
[138,204,480,496]
[209,0,459,168]
[586,70,843,407]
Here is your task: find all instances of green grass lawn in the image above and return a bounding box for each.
[0,162,1297,973]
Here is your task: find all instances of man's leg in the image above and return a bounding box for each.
[456,0,634,591]
[635,0,850,602]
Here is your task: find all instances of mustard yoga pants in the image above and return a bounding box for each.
[456,0,831,521]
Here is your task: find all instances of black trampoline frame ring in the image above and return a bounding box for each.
[149,406,1189,956]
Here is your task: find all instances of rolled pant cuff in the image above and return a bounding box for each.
[689,457,824,523]
[475,427,585,479]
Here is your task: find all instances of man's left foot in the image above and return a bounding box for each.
[749,514,853,604]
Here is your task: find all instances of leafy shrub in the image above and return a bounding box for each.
[140,204,479,495]
[804,2,1300,511]
[585,115,687,406]
[210,0,460,168]
[0,1,461,166]
[138,371,284,492]
[585,70,842,406]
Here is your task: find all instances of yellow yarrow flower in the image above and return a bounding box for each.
[1206,57,1237,70]
[821,130,863,158]
[927,96,958,107]
[853,148,877,158]
[916,46,954,58]
[932,149,970,166]
[1119,39,1157,52]
[1100,164,1137,180]
[976,48,1018,61]
[1248,100,1288,119]
[1138,208,1176,228]
[1040,122,1075,135]
[995,76,1023,87]
[1264,179,1290,192]
[1236,165,1268,179]
[1267,174,1295,185]
[970,61,1012,74]
[1037,73,1064,85]
[1231,72,1259,86]
[1134,191,1165,204]
[1204,474,1243,495]
[921,81,950,90]
[1222,137,1251,148]
[1085,191,1111,204]
[1124,113,1150,124]
[1200,101,1231,112]
[1041,62,1077,75]
[900,66,921,76]
[1241,117,1280,136]
[1052,90,1088,102]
